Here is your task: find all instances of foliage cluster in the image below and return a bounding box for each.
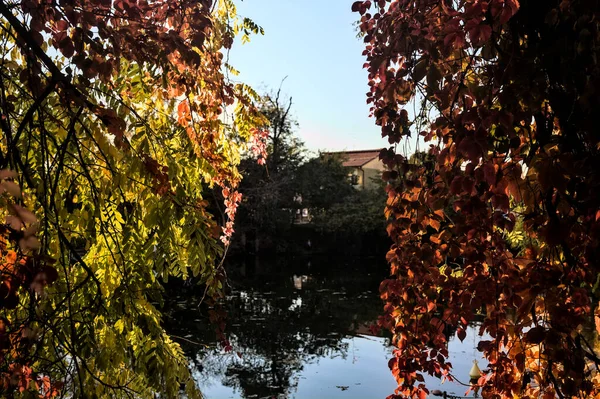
[0,0,263,397]
[310,174,387,237]
[356,0,600,398]
[235,89,305,238]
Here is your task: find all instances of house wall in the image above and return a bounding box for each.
[361,157,386,190]
[348,166,364,190]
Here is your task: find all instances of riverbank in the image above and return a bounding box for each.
[228,224,392,257]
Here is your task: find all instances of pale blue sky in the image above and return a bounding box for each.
[228,0,384,153]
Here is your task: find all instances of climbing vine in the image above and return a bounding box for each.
[356,0,600,398]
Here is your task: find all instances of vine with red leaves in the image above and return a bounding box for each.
[1,171,59,395]
[356,0,600,398]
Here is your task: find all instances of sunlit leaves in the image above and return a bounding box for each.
[0,0,262,397]
[358,0,600,398]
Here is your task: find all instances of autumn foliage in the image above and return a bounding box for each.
[356,0,600,398]
[0,0,263,397]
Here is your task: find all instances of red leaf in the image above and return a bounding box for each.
[465,385,473,396]
[177,100,191,126]
[482,162,496,185]
[427,301,436,312]
[431,317,444,333]
[55,20,69,32]
[524,326,545,344]
[59,37,75,58]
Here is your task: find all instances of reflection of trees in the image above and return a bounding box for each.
[164,256,387,399]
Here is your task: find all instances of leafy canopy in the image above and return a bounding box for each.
[356,0,600,398]
[0,0,264,397]
[236,89,305,236]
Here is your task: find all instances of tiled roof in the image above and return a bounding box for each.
[325,149,382,168]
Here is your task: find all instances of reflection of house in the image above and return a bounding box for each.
[292,274,310,290]
[293,194,311,224]
[326,149,386,190]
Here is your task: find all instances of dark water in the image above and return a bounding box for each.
[164,257,484,399]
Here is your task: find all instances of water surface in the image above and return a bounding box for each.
[165,257,484,399]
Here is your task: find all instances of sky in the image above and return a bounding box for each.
[227,0,385,154]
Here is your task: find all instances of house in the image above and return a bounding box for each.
[325,149,386,190]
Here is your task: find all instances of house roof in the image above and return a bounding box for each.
[324,149,383,168]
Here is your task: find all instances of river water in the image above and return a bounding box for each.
[164,257,485,399]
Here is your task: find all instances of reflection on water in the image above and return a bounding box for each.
[164,257,485,399]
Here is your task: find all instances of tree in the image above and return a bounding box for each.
[294,153,355,211]
[236,87,305,242]
[259,84,304,175]
[0,0,263,397]
[356,1,600,398]
[311,181,387,238]
[304,154,387,240]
